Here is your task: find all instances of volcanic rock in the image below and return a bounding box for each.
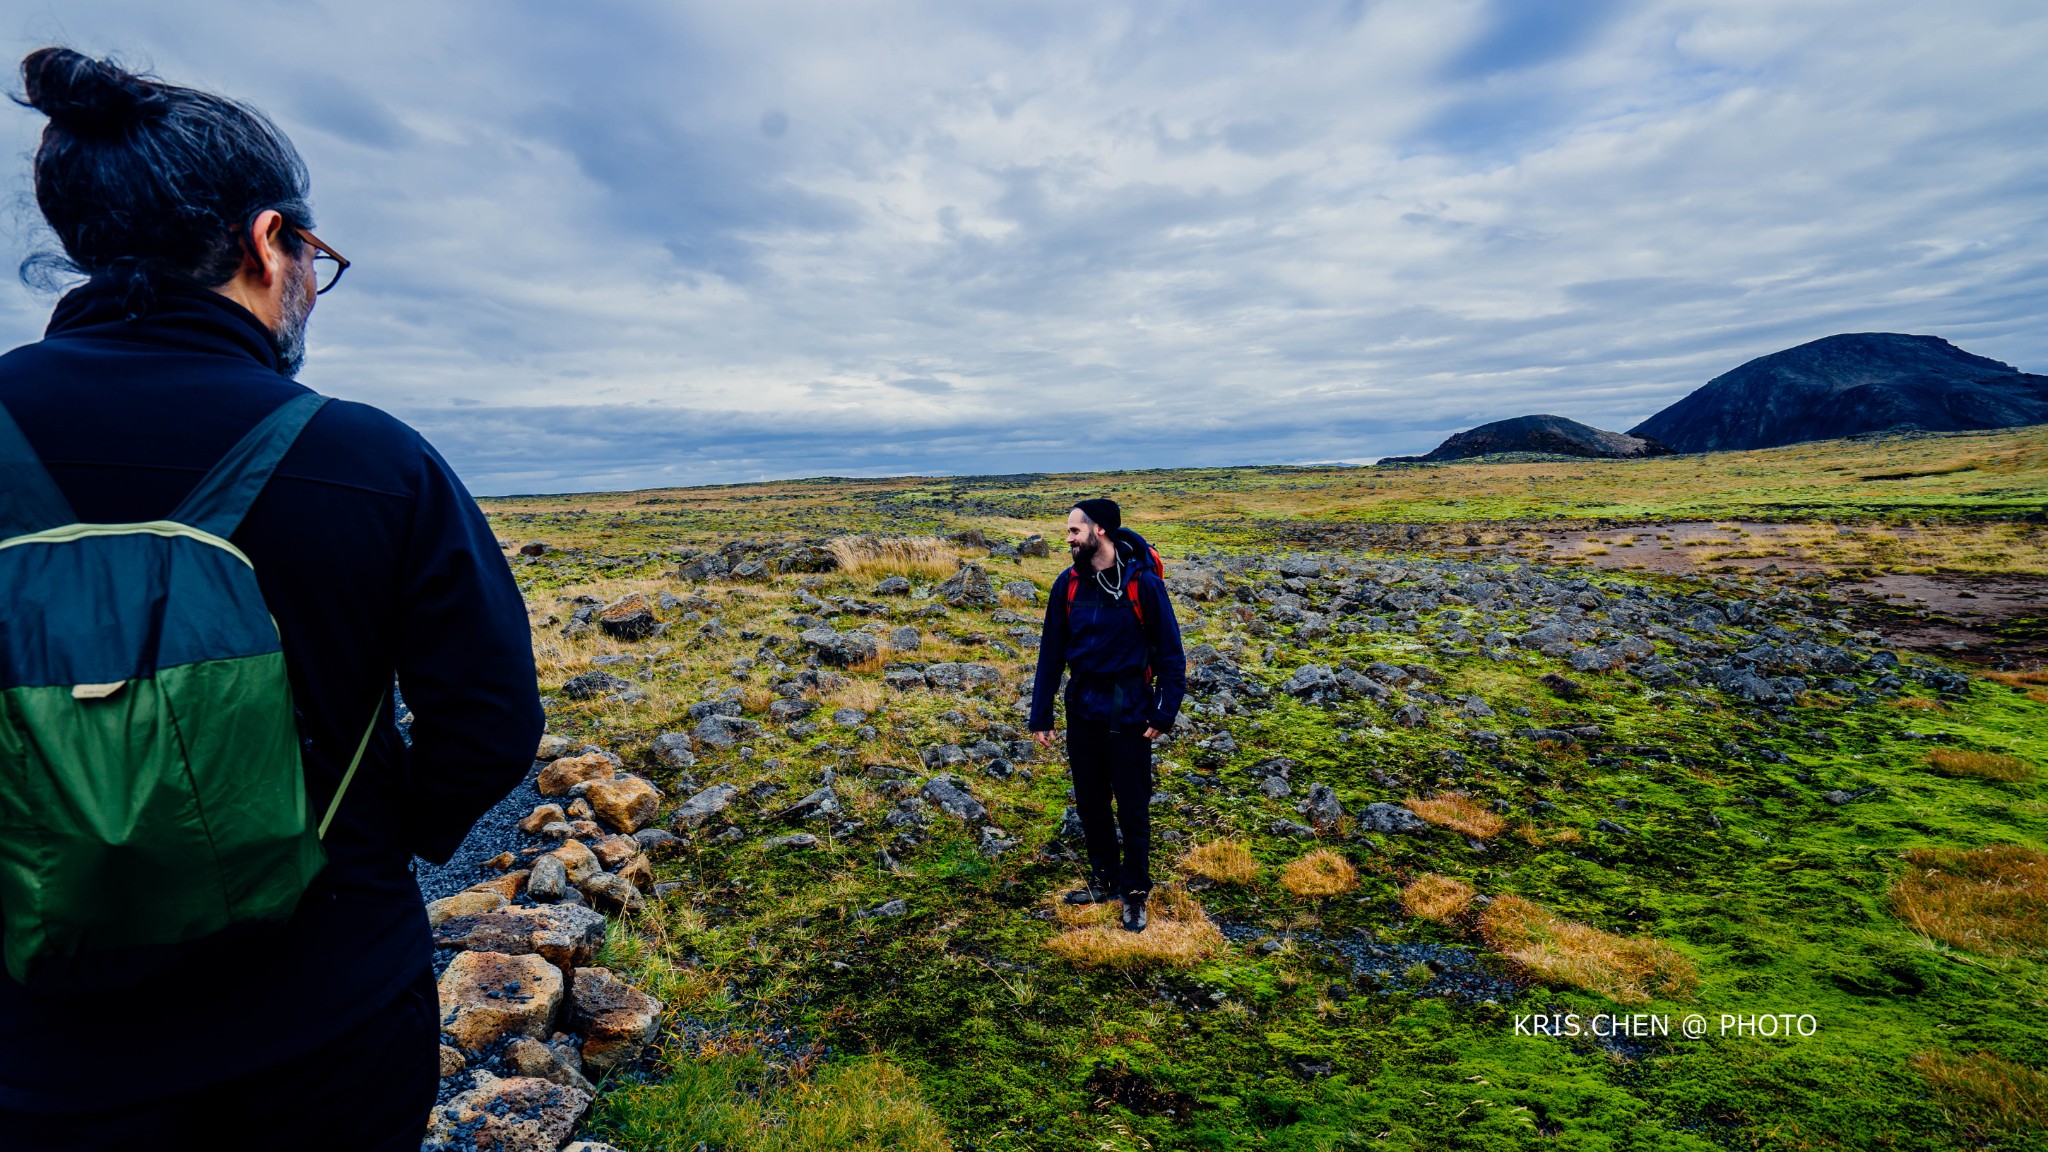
[438,951,565,1051]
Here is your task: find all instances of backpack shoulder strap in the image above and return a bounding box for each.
[169,394,330,539]
[0,400,78,539]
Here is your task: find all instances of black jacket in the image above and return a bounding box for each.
[1028,528,1187,733]
[0,278,542,1109]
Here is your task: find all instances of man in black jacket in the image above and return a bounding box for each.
[1029,498,1187,933]
[0,49,542,1149]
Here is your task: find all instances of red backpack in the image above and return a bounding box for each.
[1061,535,1165,624]
[1060,534,1166,685]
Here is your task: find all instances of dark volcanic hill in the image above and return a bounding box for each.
[1630,333,2048,453]
[1381,414,1670,464]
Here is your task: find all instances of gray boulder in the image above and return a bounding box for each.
[924,662,1001,691]
[1357,802,1429,835]
[1304,783,1344,831]
[671,783,740,829]
[693,714,763,749]
[800,626,880,666]
[934,564,1000,607]
[1282,664,1339,698]
[560,672,631,701]
[922,775,988,823]
[649,732,696,771]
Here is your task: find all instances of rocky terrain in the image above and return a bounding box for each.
[402,435,2045,1150]
[1380,414,1670,463]
[1631,332,2048,453]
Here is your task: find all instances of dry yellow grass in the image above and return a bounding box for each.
[826,535,960,580]
[1911,1050,2048,1143]
[822,677,886,713]
[1891,845,2048,958]
[1890,696,1944,711]
[1278,850,1358,898]
[1403,874,1475,921]
[1985,669,2048,689]
[1045,885,1225,969]
[1404,792,1506,840]
[1479,895,1698,1005]
[1926,748,2035,782]
[1180,839,1259,885]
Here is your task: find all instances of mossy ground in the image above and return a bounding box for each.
[486,429,2048,1151]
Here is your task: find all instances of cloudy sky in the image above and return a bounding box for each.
[3,1,2045,494]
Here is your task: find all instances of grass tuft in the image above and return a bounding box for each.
[591,1053,954,1151]
[1404,792,1506,840]
[1278,849,1358,898]
[1926,747,2034,781]
[1910,1049,2048,1143]
[1403,874,1475,921]
[1180,839,1259,885]
[826,535,961,580]
[1479,894,1698,1005]
[1891,844,2048,957]
[1046,885,1225,969]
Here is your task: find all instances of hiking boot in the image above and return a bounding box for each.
[1063,884,1113,905]
[1121,891,1148,933]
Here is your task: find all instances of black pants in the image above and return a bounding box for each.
[4,963,439,1151]
[1069,720,1154,896]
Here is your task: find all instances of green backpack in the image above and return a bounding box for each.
[0,394,375,985]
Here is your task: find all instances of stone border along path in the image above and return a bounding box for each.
[403,703,650,1152]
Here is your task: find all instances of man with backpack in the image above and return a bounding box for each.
[0,49,542,1149]
[1029,498,1187,933]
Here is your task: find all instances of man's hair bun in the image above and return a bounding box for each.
[19,47,168,136]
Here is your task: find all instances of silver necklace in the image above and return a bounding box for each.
[1093,554,1124,599]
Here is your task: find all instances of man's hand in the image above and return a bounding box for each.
[1143,726,1164,740]
[1032,730,1056,748]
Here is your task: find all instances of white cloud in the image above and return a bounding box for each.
[2,0,2045,492]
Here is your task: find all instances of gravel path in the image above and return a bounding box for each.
[412,758,548,905]
[395,687,550,906]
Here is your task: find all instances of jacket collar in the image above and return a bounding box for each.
[44,275,286,374]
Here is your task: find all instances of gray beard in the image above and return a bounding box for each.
[271,261,314,377]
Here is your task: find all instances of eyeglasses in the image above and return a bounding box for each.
[294,227,350,294]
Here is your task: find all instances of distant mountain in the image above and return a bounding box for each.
[1380,414,1671,464]
[1630,333,2048,453]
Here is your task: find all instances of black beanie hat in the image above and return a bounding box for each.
[1073,498,1122,533]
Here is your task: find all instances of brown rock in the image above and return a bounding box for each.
[519,804,568,834]
[590,835,642,871]
[438,951,563,1052]
[566,797,595,821]
[426,890,507,928]
[507,1036,596,1094]
[425,1071,590,1151]
[616,854,654,891]
[537,753,615,797]
[433,903,609,968]
[439,1044,466,1078]
[550,840,601,884]
[483,850,518,871]
[569,819,605,839]
[468,870,530,900]
[578,872,646,913]
[586,776,662,833]
[570,967,664,1071]
[597,591,660,640]
[535,733,575,761]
